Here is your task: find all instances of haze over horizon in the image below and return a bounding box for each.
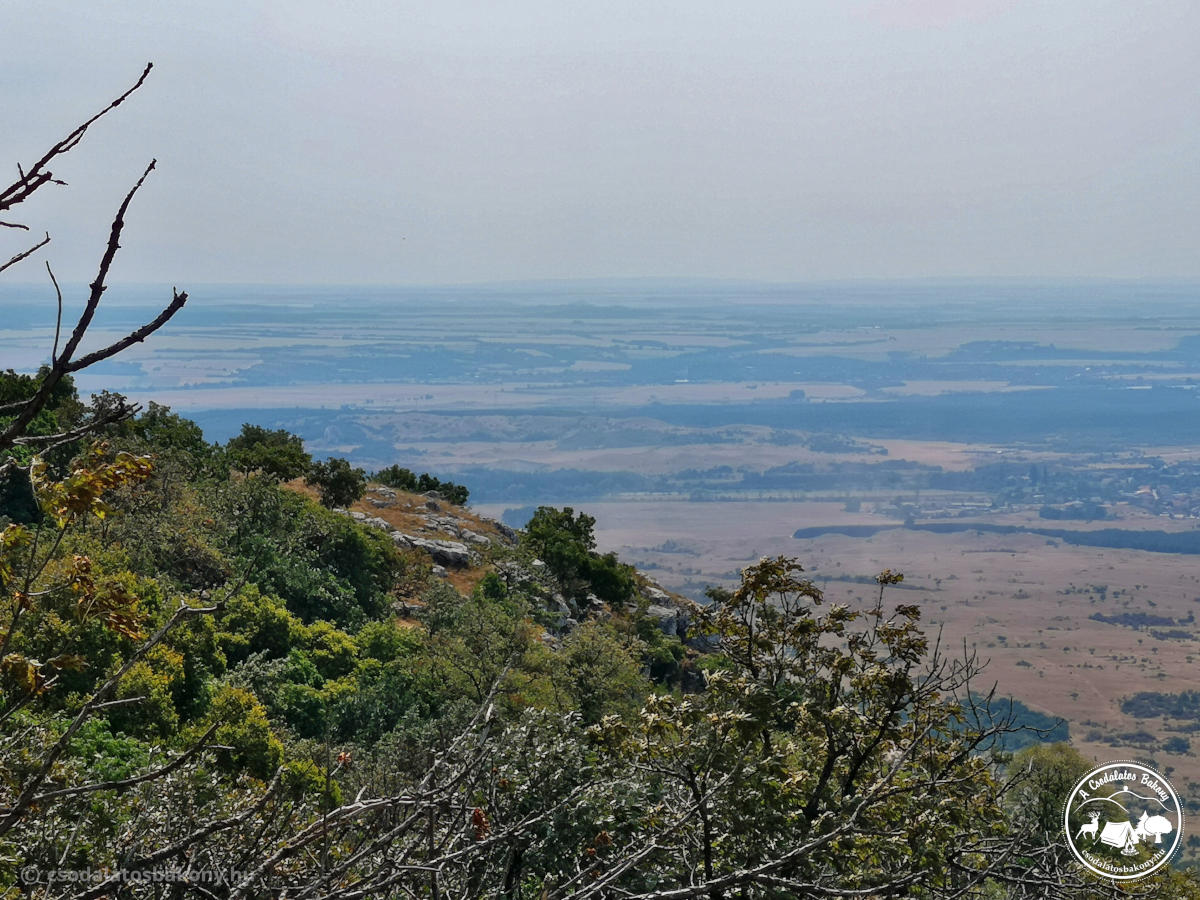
[4,1,1198,287]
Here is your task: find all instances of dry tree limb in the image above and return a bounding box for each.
[67,287,189,373]
[25,722,222,807]
[0,231,49,275]
[0,62,153,220]
[46,261,63,363]
[0,64,187,458]
[0,158,189,455]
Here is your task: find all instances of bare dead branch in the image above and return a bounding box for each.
[70,771,287,900]
[0,158,188,456]
[0,231,49,275]
[9,401,139,448]
[67,288,188,372]
[88,695,148,712]
[46,261,63,363]
[27,723,220,807]
[0,62,152,220]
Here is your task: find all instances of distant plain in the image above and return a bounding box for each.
[6,278,1200,798]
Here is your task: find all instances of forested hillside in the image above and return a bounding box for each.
[0,378,1196,897]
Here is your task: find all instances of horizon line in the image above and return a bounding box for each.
[3,275,1200,292]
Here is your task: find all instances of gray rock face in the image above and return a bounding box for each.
[550,593,572,616]
[645,603,679,634]
[645,602,692,638]
[334,501,503,569]
[393,533,476,568]
[538,593,575,633]
[430,515,457,530]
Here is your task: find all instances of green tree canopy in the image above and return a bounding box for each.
[225,424,312,481]
[307,456,366,508]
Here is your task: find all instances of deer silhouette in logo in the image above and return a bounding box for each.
[1076,810,1101,841]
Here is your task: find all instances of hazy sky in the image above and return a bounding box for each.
[4,1,1198,285]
